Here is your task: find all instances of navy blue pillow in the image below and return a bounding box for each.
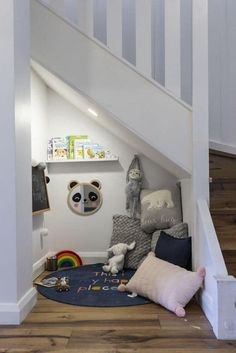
[155,231,191,269]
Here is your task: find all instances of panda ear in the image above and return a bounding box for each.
[90,179,102,190]
[68,180,79,190]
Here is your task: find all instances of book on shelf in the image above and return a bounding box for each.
[84,143,106,159]
[47,135,117,162]
[74,140,84,160]
[47,138,53,161]
[52,137,68,160]
[68,135,89,159]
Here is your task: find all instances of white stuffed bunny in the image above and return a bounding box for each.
[103,241,136,274]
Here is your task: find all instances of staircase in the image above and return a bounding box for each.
[210,150,236,277]
[31,0,192,178]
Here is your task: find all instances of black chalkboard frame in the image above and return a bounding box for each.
[32,166,50,215]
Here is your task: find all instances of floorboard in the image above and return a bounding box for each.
[0,284,236,352]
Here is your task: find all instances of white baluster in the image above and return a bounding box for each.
[94,0,107,44]
[180,0,192,105]
[107,0,122,56]
[192,0,209,201]
[65,0,78,25]
[136,0,152,77]
[151,0,165,86]
[164,0,181,97]
[48,0,65,17]
[77,0,93,37]
[122,0,136,65]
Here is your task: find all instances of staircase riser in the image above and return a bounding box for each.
[210,182,236,191]
[210,190,236,208]
[210,200,236,209]
[217,236,236,250]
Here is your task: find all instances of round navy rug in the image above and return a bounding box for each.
[36,263,150,307]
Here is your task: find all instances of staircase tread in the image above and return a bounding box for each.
[211,190,236,194]
[215,228,236,234]
[222,250,236,276]
[218,242,236,251]
[209,152,236,180]
[210,207,236,215]
[210,176,236,181]
[210,149,236,159]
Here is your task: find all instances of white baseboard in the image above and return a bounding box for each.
[210,140,236,156]
[0,287,37,325]
[80,252,107,265]
[32,253,48,280]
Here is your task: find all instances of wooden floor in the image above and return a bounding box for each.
[0,288,236,352]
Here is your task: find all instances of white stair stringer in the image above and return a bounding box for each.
[31,0,192,178]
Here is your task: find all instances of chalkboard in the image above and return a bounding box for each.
[32,167,50,215]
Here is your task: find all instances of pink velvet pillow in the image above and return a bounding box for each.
[118,252,205,317]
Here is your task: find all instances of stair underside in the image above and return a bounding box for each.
[210,151,236,277]
[31,0,192,179]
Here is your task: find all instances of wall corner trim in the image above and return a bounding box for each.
[0,287,37,325]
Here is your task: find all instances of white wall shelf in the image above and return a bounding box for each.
[46,157,119,163]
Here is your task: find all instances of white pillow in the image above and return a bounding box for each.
[118,252,205,317]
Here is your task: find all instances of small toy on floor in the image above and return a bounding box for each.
[35,276,59,288]
[103,241,136,274]
[56,277,70,292]
[42,277,58,286]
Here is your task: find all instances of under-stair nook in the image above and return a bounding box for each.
[1,0,236,344]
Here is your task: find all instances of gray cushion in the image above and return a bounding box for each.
[109,215,151,269]
[151,222,189,252]
[140,185,183,233]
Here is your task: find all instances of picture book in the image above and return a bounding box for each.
[52,137,68,160]
[47,138,53,161]
[68,135,89,159]
[74,140,84,159]
[84,143,105,159]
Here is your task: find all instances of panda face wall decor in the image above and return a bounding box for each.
[67,180,102,216]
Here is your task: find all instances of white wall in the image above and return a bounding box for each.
[209,0,236,154]
[39,88,177,260]
[31,70,48,162]
[0,0,36,324]
[31,70,50,268]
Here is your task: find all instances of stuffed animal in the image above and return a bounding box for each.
[31,159,46,170]
[126,155,142,219]
[56,277,70,292]
[103,241,136,274]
